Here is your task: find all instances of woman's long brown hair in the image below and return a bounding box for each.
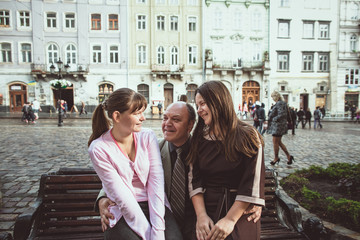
[88,88,147,147]
[187,81,264,164]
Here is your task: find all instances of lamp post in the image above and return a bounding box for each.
[50,59,70,126]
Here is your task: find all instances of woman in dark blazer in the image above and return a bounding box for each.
[267,91,294,165]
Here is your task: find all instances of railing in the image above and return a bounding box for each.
[151,64,184,72]
[212,60,263,69]
[31,64,89,72]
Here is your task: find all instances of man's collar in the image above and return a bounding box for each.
[168,136,191,153]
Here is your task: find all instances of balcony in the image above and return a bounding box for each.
[151,64,185,80]
[31,64,89,82]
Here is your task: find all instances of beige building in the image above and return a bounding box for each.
[128,0,203,110]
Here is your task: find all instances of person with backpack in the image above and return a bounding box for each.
[22,102,36,123]
[313,106,323,129]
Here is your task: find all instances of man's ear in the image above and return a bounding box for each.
[188,120,195,133]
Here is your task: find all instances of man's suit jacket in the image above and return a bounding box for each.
[95,138,172,211]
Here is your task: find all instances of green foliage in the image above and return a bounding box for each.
[326,197,360,230]
[281,163,360,232]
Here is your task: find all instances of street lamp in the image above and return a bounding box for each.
[54,58,70,127]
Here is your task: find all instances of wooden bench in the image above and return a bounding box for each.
[13,168,308,240]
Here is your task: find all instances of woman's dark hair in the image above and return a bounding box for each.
[88,88,147,146]
[187,81,263,164]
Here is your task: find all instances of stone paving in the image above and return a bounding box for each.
[0,118,359,236]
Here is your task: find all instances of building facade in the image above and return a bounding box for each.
[336,0,360,116]
[269,0,338,113]
[128,0,203,109]
[0,0,128,112]
[203,0,270,111]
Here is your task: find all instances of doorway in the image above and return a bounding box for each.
[52,88,74,110]
[242,81,260,108]
[300,94,309,111]
[164,83,173,109]
[9,83,27,112]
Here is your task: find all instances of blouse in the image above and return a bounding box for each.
[88,128,166,240]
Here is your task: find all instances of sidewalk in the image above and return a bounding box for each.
[0,111,356,122]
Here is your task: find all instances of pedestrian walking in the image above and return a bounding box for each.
[22,102,36,123]
[243,101,248,119]
[296,108,305,128]
[350,105,356,120]
[268,91,294,166]
[79,101,87,115]
[157,102,163,116]
[32,99,42,120]
[355,108,360,124]
[63,101,68,118]
[320,106,326,119]
[290,106,297,135]
[304,108,312,129]
[313,106,323,129]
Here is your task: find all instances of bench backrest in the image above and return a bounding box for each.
[31,168,103,238]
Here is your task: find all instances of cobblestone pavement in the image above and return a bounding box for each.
[0,118,359,235]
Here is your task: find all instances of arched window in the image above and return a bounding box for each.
[350,3,359,20]
[137,84,149,103]
[171,46,178,65]
[98,83,114,103]
[65,44,77,68]
[350,34,357,52]
[186,84,197,103]
[157,46,165,64]
[47,44,59,65]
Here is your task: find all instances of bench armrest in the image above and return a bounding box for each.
[275,189,304,233]
[13,200,42,240]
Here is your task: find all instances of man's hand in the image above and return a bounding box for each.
[98,197,115,232]
[243,204,262,223]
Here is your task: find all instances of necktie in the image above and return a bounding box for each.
[170,148,186,225]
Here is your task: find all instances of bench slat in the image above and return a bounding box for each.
[44,183,102,190]
[43,193,98,200]
[40,219,100,228]
[45,175,100,183]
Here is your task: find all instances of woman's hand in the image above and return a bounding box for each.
[196,213,214,240]
[244,204,262,223]
[206,217,235,240]
[98,197,115,232]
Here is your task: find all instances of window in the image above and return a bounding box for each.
[157,15,165,31]
[319,22,329,39]
[137,15,146,30]
[280,0,289,7]
[137,45,146,64]
[65,13,75,29]
[170,16,178,31]
[137,0,145,3]
[0,43,11,62]
[252,10,262,31]
[318,53,329,72]
[234,11,242,30]
[214,10,222,29]
[0,10,10,28]
[302,52,314,71]
[65,44,77,65]
[91,14,101,30]
[92,45,102,63]
[171,46,178,65]
[278,20,290,38]
[188,45,197,64]
[303,21,314,38]
[19,11,30,28]
[186,84,197,103]
[46,12,57,28]
[137,84,149,103]
[252,43,261,61]
[350,3,359,20]
[109,14,118,30]
[20,43,31,63]
[109,45,119,63]
[47,44,58,65]
[170,0,178,5]
[157,46,165,64]
[277,52,289,71]
[345,68,359,85]
[350,34,357,52]
[187,0,196,5]
[188,17,196,31]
